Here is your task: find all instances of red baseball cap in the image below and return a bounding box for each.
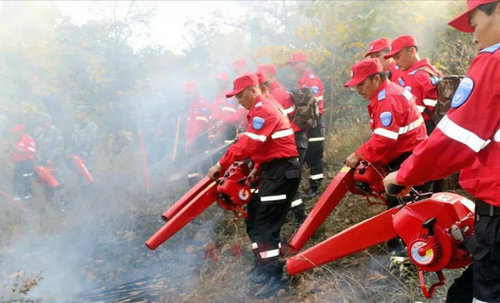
[256,71,267,84]
[287,51,308,64]
[183,81,197,93]
[226,73,259,98]
[364,38,391,57]
[344,58,383,87]
[257,64,276,76]
[383,35,418,59]
[10,124,25,134]
[449,0,498,33]
[216,73,229,81]
[232,58,247,72]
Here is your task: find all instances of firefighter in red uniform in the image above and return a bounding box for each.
[384,35,443,135]
[207,74,300,298]
[258,64,308,223]
[364,38,403,84]
[184,81,212,186]
[288,51,325,198]
[344,58,427,255]
[384,1,500,302]
[211,73,239,146]
[10,124,36,201]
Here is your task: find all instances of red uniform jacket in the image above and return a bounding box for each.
[388,61,404,85]
[12,134,36,163]
[297,69,325,115]
[354,80,427,165]
[211,91,239,124]
[270,81,301,132]
[218,95,298,169]
[185,95,211,144]
[399,58,442,121]
[397,43,500,206]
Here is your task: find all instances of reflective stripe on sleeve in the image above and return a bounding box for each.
[494,129,500,142]
[399,116,424,134]
[291,199,303,207]
[195,116,209,122]
[309,137,325,142]
[244,132,267,142]
[252,243,258,249]
[423,99,437,107]
[271,128,294,139]
[261,194,287,202]
[187,173,200,178]
[402,89,413,101]
[283,106,295,115]
[310,173,323,180]
[259,249,280,259]
[437,115,490,152]
[373,128,399,140]
[416,105,425,113]
[221,106,237,113]
[27,147,36,152]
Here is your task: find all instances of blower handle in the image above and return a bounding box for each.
[386,184,406,195]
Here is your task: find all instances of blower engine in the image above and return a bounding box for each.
[146,161,252,250]
[349,161,387,205]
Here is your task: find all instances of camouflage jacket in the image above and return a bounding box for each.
[69,120,97,159]
[33,125,64,164]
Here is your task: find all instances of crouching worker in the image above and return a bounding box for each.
[343,58,427,255]
[207,73,300,298]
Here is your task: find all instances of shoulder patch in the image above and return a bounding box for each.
[398,77,405,86]
[377,89,386,101]
[309,73,315,79]
[311,85,319,95]
[479,43,500,54]
[404,86,412,92]
[430,76,441,86]
[252,116,265,130]
[408,70,417,76]
[379,112,393,127]
[201,107,208,115]
[394,65,399,70]
[255,101,263,108]
[451,77,474,109]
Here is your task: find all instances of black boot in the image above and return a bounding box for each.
[255,267,288,299]
[248,263,269,284]
[291,203,307,225]
[302,187,318,199]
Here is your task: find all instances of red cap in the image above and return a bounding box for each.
[183,81,197,93]
[344,58,383,87]
[226,73,259,98]
[216,73,229,81]
[257,64,276,76]
[256,71,267,84]
[232,59,247,72]
[383,35,418,59]
[287,51,308,64]
[449,0,497,33]
[10,124,25,134]
[364,38,391,57]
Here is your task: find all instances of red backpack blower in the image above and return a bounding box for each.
[146,161,252,250]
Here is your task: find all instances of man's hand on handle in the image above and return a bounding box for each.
[383,171,412,197]
[207,162,222,180]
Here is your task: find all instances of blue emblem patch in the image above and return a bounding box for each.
[252,116,265,130]
[380,112,393,127]
[405,86,412,92]
[255,101,263,107]
[227,98,234,104]
[377,89,386,101]
[398,77,405,86]
[430,76,441,86]
[201,108,207,115]
[451,77,474,109]
[309,74,315,79]
[311,86,319,95]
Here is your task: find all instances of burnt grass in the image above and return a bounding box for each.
[1,132,466,303]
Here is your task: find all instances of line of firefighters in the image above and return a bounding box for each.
[8,106,96,212]
[197,1,498,300]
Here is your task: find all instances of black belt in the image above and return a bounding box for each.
[261,157,298,171]
[476,199,500,216]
